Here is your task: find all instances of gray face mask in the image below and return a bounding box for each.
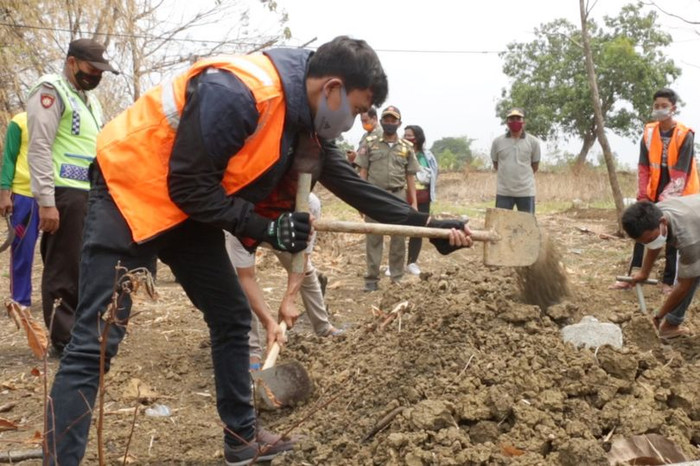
[314,84,355,139]
[651,108,672,121]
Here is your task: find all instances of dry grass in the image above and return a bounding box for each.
[317,168,637,220]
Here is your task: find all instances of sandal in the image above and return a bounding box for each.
[658,326,691,340]
[608,280,633,290]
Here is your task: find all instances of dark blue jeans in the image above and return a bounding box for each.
[495,195,535,214]
[45,171,255,465]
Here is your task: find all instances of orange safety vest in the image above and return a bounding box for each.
[97,54,287,243]
[643,121,699,200]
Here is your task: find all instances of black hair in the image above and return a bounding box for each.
[366,107,377,119]
[621,201,664,239]
[307,36,388,107]
[653,88,678,105]
[404,125,426,152]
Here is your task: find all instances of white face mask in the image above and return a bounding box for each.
[651,108,672,122]
[645,224,667,250]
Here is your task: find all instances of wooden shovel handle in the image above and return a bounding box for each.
[291,173,312,274]
[615,275,659,285]
[313,219,498,242]
[262,321,287,370]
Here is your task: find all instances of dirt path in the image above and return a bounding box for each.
[0,203,698,465]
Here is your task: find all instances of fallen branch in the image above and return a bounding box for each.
[0,448,43,463]
[362,406,406,443]
[378,302,409,332]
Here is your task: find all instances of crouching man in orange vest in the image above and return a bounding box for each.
[45,36,473,465]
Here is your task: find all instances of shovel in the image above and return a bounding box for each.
[252,321,313,410]
[252,173,315,410]
[314,208,541,267]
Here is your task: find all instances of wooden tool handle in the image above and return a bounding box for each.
[291,173,312,274]
[615,275,659,285]
[313,219,497,242]
[262,321,287,370]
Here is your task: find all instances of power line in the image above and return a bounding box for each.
[0,22,273,47]
[1,22,504,54]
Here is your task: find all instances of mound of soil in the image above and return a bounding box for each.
[0,205,698,465]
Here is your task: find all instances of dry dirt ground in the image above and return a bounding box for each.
[0,174,698,465]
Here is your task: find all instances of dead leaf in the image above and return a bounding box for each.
[501,444,526,457]
[0,402,16,413]
[5,301,48,359]
[123,378,159,403]
[30,368,41,377]
[608,434,687,465]
[0,417,19,432]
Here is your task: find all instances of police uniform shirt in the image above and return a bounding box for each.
[26,71,92,207]
[355,134,419,191]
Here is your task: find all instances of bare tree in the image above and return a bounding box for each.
[0,0,289,128]
[579,0,625,234]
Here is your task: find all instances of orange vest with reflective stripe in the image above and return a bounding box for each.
[97,54,286,242]
[643,121,699,200]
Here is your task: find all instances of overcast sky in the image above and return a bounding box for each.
[277,0,700,168]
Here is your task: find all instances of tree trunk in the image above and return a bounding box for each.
[573,129,597,171]
[579,0,625,234]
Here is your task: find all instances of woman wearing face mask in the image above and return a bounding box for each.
[403,125,438,275]
[610,88,699,294]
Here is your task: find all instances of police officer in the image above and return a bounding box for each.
[356,105,419,291]
[26,38,118,354]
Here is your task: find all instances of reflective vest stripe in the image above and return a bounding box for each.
[161,77,180,130]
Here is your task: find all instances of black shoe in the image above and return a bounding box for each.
[317,272,328,297]
[364,282,378,293]
[224,428,296,465]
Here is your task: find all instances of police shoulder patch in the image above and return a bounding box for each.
[40,93,55,109]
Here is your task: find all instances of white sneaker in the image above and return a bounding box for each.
[406,263,421,275]
[384,268,391,276]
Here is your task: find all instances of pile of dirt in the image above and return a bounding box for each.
[0,208,698,465]
[267,265,699,465]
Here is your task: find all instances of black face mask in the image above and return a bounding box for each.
[75,70,102,91]
[381,122,399,135]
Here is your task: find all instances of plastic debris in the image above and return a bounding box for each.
[144,403,171,417]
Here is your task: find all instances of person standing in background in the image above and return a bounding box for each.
[0,112,40,309]
[356,105,419,290]
[403,124,438,276]
[26,38,118,353]
[491,107,540,214]
[347,106,381,167]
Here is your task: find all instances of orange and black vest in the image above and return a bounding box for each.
[642,121,699,200]
[97,54,287,243]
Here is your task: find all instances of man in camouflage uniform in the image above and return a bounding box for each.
[356,105,419,291]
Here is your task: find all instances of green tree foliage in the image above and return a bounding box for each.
[431,136,474,171]
[497,3,680,166]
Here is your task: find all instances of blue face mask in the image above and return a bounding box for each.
[314,84,355,139]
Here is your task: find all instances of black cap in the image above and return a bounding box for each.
[67,39,119,74]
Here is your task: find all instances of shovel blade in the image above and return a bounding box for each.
[483,208,541,267]
[253,361,313,410]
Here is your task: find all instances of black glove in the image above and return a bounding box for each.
[265,212,311,253]
[427,218,466,255]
